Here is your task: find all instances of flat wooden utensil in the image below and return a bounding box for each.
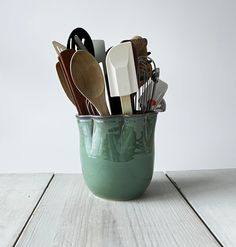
[56,63,75,105]
[56,62,99,115]
[53,41,76,105]
[70,50,110,116]
[59,49,89,115]
[122,36,151,87]
[52,41,67,55]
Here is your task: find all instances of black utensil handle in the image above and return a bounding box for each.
[67,27,95,56]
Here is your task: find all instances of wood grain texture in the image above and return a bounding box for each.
[120,95,133,114]
[0,174,53,247]
[70,50,109,116]
[16,173,219,247]
[59,49,89,115]
[167,169,236,247]
[56,62,75,105]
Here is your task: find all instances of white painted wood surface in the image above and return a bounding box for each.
[16,173,219,247]
[167,169,236,247]
[0,174,53,247]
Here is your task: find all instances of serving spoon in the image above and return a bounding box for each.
[70,50,110,116]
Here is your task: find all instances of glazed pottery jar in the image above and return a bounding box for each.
[77,112,158,200]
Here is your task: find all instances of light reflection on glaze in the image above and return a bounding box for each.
[77,113,157,162]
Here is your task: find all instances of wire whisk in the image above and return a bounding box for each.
[135,56,160,113]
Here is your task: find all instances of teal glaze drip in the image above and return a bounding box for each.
[76,112,158,201]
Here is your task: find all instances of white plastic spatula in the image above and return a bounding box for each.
[106,42,138,114]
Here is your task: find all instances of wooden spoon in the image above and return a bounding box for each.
[56,62,99,115]
[59,49,89,115]
[70,50,110,116]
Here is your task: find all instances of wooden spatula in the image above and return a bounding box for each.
[56,63,75,105]
[59,49,89,115]
[123,36,152,87]
[52,41,67,55]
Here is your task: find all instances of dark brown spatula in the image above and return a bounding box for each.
[59,49,89,115]
[131,36,152,86]
[56,63,75,105]
[56,62,99,115]
[122,36,151,87]
[52,41,77,106]
[121,36,151,112]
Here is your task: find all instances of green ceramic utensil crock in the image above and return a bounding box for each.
[76,112,158,200]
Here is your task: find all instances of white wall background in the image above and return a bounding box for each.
[0,0,236,173]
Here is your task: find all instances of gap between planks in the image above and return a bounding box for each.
[13,173,221,246]
[13,174,55,247]
[165,173,223,247]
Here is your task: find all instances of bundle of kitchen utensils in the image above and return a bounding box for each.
[52,27,167,116]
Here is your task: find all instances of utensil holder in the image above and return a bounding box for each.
[76,111,161,201]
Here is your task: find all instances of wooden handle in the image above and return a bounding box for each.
[56,62,75,105]
[93,97,110,115]
[59,50,89,115]
[120,95,133,115]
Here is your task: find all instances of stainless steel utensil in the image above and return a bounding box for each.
[136,56,168,113]
[92,40,122,115]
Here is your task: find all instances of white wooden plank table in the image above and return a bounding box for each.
[1,170,235,246]
[0,174,53,247]
[167,169,236,247]
[15,173,218,247]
